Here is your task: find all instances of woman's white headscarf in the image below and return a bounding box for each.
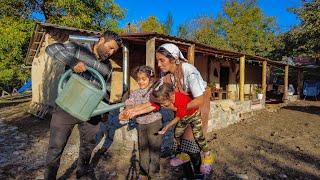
[158,43,188,63]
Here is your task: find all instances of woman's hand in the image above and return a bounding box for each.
[158,126,169,135]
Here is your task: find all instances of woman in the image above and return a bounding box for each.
[127,43,213,178]
[156,43,211,137]
[155,43,213,177]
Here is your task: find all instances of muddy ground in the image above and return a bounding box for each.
[0,100,319,179]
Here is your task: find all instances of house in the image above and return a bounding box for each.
[25,22,296,134]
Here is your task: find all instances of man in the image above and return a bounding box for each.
[44,31,122,179]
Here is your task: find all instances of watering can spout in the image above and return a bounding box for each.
[91,102,125,117]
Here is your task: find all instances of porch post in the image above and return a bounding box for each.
[283,65,289,103]
[188,44,195,65]
[262,61,267,100]
[146,37,156,70]
[297,67,303,98]
[239,56,245,101]
[207,57,211,83]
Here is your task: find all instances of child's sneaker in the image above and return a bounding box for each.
[170,152,190,167]
[200,153,215,174]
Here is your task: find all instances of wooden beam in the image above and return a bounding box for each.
[188,44,195,65]
[262,61,267,100]
[297,68,303,98]
[155,37,192,46]
[207,58,212,83]
[146,37,156,70]
[283,65,289,103]
[239,56,245,101]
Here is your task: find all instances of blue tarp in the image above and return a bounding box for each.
[18,79,32,93]
[303,81,320,97]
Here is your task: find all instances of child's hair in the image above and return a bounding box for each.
[132,65,155,80]
[151,82,174,103]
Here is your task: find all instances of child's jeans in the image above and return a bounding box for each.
[159,107,175,157]
[96,109,124,149]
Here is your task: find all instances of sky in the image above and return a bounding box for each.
[115,0,302,34]
[32,0,302,34]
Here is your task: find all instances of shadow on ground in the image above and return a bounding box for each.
[283,105,320,116]
[211,136,320,179]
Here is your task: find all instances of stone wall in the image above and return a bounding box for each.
[208,99,264,131]
[111,99,265,149]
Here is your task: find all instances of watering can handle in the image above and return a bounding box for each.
[58,66,107,95]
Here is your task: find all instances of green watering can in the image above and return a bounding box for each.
[55,67,125,121]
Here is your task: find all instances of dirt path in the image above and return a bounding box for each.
[0,101,319,179]
[209,101,320,179]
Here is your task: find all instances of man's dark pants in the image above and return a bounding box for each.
[44,108,99,179]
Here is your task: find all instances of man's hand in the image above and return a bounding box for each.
[73,62,86,73]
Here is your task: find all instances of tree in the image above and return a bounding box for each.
[0,16,34,90]
[177,24,188,39]
[0,0,34,19]
[0,0,125,90]
[191,16,230,50]
[181,0,278,57]
[122,22,139,33]
[0,0,125,31]
[277,0,319,58]
[164,12,174,35]
[140,16,165,34]
[220,0,278,56]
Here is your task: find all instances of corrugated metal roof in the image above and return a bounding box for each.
[25,22,288,67]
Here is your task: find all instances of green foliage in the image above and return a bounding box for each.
[121,22,139,33]
[208,80,217,87]
[1,0,125,31]
[0,17,34,90]
[0,0,34,19]
[39,0,125,31]
[132,14,173,35]
[164,12,174,35]
[276,0,320,58]
[218,0,278,56]
[0,0,125,90]
[255,86,262,94]
[140,16,165,34]
[192,16,230,50]
[177,24,188,39]
[178,0,278,57]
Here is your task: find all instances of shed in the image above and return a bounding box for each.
[25,22,293,131]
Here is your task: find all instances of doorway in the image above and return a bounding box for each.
[220,67,229,90]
